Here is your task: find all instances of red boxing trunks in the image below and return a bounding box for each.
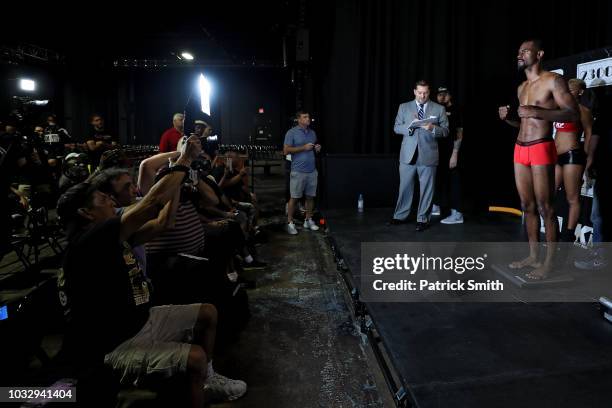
[513,138,557,166]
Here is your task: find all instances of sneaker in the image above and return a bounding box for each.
[441,211,464,224]
[203,372,247,402]
[243,259,267,270]
[574,255,608,270]
[238,278,257,289]
[432,205,441,216]
[227,271,239,282]
[303,218,320,231]
[286,222,298,235]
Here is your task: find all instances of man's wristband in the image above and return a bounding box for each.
[168,164,191,174]
[154,164,191,183]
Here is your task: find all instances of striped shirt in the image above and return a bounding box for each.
[145,201,205,255]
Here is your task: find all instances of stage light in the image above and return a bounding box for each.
[181,52,194,60]
[258,107,265,114]
[199,74,212,115]
[24,100,49,106]
[20,79,36,91]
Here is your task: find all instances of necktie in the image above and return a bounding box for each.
[418,103,424,120]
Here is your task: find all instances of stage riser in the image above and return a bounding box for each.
[322,155,595,244]
[322,155,400,209]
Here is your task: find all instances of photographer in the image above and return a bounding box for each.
[212,151,250,202]
[89,167,178,278]
[211,150,261,239]
[196,164,267,272]
[0,121,27,258]
[1,121,55,207]
[42,114,74,166]
[86,113,118,167]
[59,152,91,193]
[194,119,219,160]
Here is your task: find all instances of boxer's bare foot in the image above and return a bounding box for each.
[509,255,539,269]
[525,263,552,280]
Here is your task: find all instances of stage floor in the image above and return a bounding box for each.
[326,208,612,408]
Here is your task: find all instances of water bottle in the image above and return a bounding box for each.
[357,193,364,213]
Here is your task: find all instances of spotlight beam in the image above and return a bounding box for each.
[199,74,211,115]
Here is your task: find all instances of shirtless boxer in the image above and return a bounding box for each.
[498,39,579,279]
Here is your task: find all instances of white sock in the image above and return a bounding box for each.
[207,361,214,377]
[244,255,254,263]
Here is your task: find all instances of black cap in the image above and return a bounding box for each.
[437,86,449,94]
[56,182,97,237]
[98,149,129,170]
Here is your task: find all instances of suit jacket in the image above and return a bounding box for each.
[394,100,449,165]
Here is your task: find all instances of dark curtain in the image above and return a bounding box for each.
[312,0,612,208]
[58,67,287,146]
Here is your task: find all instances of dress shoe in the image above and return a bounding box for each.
[387,218,407,226]
[415,222,429,232]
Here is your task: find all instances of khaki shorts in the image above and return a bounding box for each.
[290,170,318,198]
[104,303,201,386]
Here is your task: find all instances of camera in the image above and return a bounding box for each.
[191,157,212,176]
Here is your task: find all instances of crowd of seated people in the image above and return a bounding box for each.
[1,112,272,406]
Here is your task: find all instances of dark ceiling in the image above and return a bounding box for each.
[3,2,303,66]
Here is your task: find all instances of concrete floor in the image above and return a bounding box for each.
[212,222,386,408]
[211,170,388,407]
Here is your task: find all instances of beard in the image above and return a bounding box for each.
[517,59,537,73]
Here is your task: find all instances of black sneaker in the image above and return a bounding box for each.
[243,259,268,270]
[239,278,257,289]
[253,229,268,244]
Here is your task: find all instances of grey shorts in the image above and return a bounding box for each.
[290,170,318,198]
[104,303,201,386]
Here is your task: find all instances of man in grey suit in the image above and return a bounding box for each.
[391,80,449,231]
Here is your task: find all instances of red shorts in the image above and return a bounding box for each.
[513,139,557,166]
